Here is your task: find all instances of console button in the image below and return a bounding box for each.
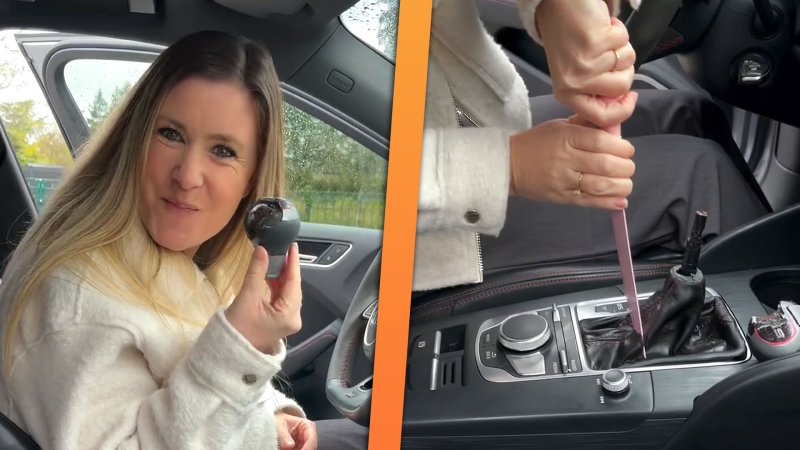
[498,312,551,352]
[596,302,629,313]
[318,244,349,265]
[479,326,500,349]
[410,331,437,360]
[601,369,630,395]
[506,352,546,376]
[479,343,507,369]
[559,306,582,373]
[536,308,561,375]
[595,304,612,313]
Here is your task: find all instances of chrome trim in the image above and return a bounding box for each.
[299,253,318,263]
[361,299,379,319]
[430,357,439,391]
[475,288,752,383]
[362,307,378,347]
[433,330,442,358]
[298,242,353,269]
[498,312,550,352]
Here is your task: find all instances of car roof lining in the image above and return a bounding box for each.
[1,0,395,144]
[0,0,355,79]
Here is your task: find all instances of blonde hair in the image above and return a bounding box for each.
[1,31,285,372]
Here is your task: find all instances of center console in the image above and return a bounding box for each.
[402,267,800,448]
[402,205,800,450]
[475,288,749,385]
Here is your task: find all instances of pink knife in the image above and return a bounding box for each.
[605,122,645,359]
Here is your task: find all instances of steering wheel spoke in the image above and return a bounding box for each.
[325,251,381,426]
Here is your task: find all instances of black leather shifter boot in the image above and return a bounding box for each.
[581,266,705,369]
[581,211,747,370]
[580,266,747,370]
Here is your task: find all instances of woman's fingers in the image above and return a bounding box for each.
[568,123,636,159]
[571,149,636,179]
[575,193,629,211]
[568,90,638,128]
[602,15,630,49]
[605,42,636,73]
[573,173,633,198]
[274,414,296,450]
[265,242,303,336]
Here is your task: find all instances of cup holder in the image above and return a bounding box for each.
[750,270,800,311]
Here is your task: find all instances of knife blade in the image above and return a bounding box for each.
[605,123,645,359]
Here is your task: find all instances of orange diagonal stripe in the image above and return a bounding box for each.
[369,1,431,449]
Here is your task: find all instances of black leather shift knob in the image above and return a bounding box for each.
[244,198,301,279]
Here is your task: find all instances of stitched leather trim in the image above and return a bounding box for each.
[411,267,672,320]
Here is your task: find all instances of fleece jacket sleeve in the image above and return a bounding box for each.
[8,308,288,450]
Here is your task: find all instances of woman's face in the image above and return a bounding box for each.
[139,76,260,257]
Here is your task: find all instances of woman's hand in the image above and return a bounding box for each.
[275,412,318,450]
[225,243,302,354]
[509,116,636,210]
[535,0,637,127]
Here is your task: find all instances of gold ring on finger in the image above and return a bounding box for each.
[574,172,584,196]
[612,48,621,71]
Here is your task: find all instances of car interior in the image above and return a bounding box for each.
[403,0,800,449]
[0,0,390,447]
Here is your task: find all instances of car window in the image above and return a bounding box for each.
[63,59,148,133]
[0,30,73,211]
[1,32,387,229]
[340,0,399,62]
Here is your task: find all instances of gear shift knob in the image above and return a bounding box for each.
[244,198,301,279]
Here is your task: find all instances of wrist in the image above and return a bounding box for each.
[508,133,520,197]
[224,309,283,354]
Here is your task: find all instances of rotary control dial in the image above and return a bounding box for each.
[498,312,551,352]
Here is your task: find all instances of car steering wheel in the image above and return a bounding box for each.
[623,0,683,67]
[325,250,381,426]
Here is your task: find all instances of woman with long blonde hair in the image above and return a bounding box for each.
[0,30,318,449]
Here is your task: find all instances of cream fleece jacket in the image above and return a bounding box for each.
[0,263,303,449]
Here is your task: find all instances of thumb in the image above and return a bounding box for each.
[244,245,269,289]
[276,423,295,450]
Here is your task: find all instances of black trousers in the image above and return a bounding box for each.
[315,419,369,450]
[481,90,770,272]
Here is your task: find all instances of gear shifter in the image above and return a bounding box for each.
[244,198,301,279]
[580,212,747,370]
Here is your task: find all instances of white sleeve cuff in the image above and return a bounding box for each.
[185,310,286,409]
[269,389,306,419]
[417,127,512,236]
[519,0,642,45]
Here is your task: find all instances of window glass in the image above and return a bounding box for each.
[0,30,73,211]
[64,59,148,133]
[283,104,386,229]
[340,0,399,62]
